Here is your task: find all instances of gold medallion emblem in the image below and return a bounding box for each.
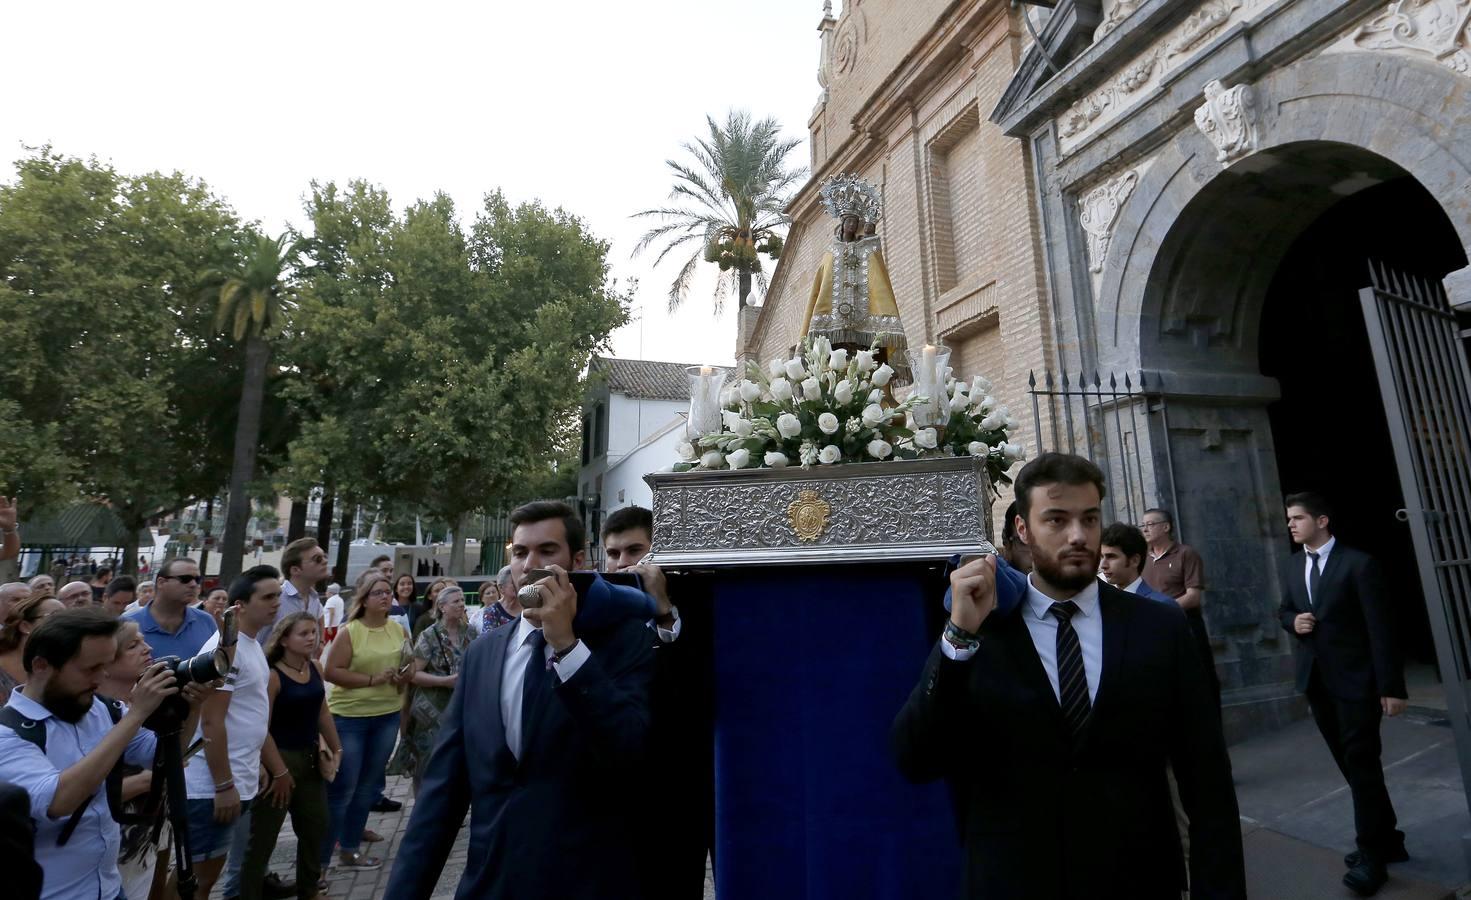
[787,489,832,543]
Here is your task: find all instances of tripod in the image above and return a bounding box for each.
[145,703,200,900]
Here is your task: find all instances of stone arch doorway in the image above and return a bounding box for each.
[1136,138,1467,728]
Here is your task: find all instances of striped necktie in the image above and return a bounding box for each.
[1050,600,1091,739]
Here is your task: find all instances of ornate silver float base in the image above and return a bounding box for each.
[645,456,995,568]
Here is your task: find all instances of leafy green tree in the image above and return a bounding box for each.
[634,110,804,311]
[273,181,398,581]
[0,148,245,573]
[210,232,299,582]
[280,183,628,574]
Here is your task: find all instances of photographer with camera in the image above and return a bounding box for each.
[170,566,280,900]
[0,607,204,900]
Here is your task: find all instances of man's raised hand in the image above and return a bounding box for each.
[950,554,998,634]
[523,565,578,651]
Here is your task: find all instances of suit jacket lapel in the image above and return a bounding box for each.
[1313,550,1344,615]
[482,626,511,753]
[1088,586,1132,739]
[994,605,1065,731]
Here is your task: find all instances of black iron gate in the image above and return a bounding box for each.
[1360,262,1471,823]
[1026,369,1178,531]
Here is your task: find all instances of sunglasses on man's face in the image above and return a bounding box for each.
[162,574,202,585]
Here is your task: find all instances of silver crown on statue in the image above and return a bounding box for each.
[819,174,883,225]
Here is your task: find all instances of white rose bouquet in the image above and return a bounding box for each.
[674,336,1021,489]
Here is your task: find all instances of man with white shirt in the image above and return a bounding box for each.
[892,452,1244,899]
[1279,491,1406,896]
[1099,523,1177,606]
[385,500,655,900]
[172,565,280,900]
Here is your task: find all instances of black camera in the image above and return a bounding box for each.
[143,608,237,732]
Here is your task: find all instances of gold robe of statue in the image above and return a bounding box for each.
[799,240,901,339]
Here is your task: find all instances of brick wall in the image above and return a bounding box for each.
[754,2,1053,528]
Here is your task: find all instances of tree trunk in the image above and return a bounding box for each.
[197,497,215,577]
[316,488,335,557]
[287,499,308,543]
[449,511,471,575]
[121,520,141,579]
[333,501,353,586]
[218,333,271,584]
[738,268,752,308]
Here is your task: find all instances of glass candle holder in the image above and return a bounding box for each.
[905,344,951,429]
[685,366,728,440]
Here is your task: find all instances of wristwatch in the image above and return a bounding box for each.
[943,620,981,653]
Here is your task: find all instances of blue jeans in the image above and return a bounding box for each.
[322,712,399,866]
[221,803,252,894]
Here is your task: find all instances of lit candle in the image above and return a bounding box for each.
[921,344,937,385]
[700,365,713,376]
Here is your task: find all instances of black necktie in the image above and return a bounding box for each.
[520,630,548,742]
[1307,551,1322,606]
[1050,601,1091,740]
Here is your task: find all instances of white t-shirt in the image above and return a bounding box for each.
[184,630,270,801]
[323,595,345,629]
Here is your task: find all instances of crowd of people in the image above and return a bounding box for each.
[0,459,1412,898]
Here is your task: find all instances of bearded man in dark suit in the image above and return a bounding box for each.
[892,453,1245,899]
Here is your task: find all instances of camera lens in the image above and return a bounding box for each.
[177,648,228,685]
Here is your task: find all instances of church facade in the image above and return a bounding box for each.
[747,0,1471,746]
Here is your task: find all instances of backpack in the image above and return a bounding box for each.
[0,695,132,845]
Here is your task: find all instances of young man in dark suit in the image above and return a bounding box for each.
[892,453,1245,899]
[385,501,656,900]
[602,505,713,900]
[1279,491,1407,896]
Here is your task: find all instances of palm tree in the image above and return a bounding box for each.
[213,232,297,582]
[634,110,804,312]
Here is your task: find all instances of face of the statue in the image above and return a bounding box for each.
[841,215,860,241]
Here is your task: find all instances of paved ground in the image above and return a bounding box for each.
[237,774,714,900]
[231,712,1469,899]
[1232,710,1467,898]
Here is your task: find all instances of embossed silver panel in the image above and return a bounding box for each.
[645,457,995,567]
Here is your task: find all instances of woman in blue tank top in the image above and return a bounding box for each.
[240,611,343,900]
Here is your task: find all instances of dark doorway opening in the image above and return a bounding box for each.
[1260,174,1468,684]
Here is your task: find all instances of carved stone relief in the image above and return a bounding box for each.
[1169,0,1244,57]
[1057,0,1271,154]
[1079,169,1140,275]
[832,10,867,77]
[1193,79,1260,164]
[1325,0,1471,75]
[1095,0,1145,41]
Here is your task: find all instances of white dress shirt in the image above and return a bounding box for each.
[499,615,591,760]
[1303,535,1336,606]
[941,575,1103,704]
[1123,576,1145,595]
[652,606,682,643]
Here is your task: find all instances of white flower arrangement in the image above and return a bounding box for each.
[675,335,1024,488]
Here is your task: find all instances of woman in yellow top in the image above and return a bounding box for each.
[321,570,408,871]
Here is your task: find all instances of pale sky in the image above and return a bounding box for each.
[2,0,831,367]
